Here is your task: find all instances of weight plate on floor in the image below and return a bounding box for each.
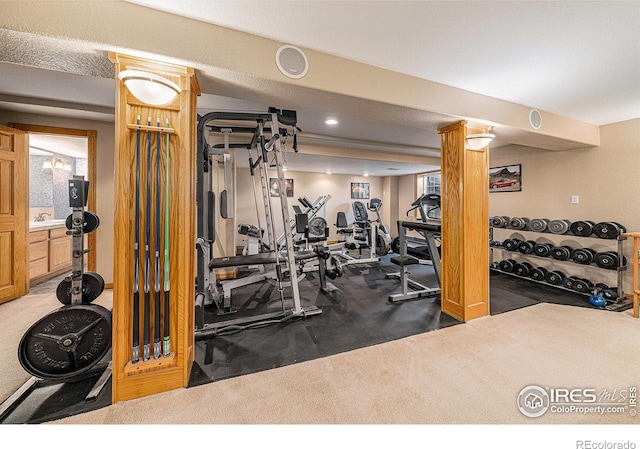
[548,219,572,235]
[18,304,112,380]
[65,211,101,234]
[569,220,595,237]
[529,218,550,232]
[56,272,105,305]
[593,222,621,239]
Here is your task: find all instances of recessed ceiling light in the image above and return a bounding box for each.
[325,119,338,125]
[326,170,332,175]
[363,173,369,177]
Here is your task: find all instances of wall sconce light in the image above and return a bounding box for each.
[42,158,53,169]
[118,70,181,106]
[466,133,495,151]
[54,159,65,169]
[63,160,72,171]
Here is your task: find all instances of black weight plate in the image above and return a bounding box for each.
[569,220,595,237]
[533,243,553,257]
[513,262,533,277]
[594,251,619,269]
[56,272,105,305]
[603,289,618,301]
[595,282,609,290]
[529,218,550,232]
[517,240,536,254]
[65,211,101,234]
[593,222,621,239]
[612,222,627,233]
[562,275,580,290]
[503,239,522,251]
[498,259,517,272]
[391,236,400,254]
[18,304,112,380]
[551,245,572,261]
[509,217,530,230]
[544,270,566,285]
[490,216,509,228]
[548,219,572,235]
[571,248,596,264]
[529,267,548,281]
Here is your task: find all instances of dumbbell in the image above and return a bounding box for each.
[533,242,554,257]
[529,218,551,233]
[562,275,581,291]
[570,247,597,265]
[513,262,533,277]
[517,240,537,255]
[593,222,627,239]
[569,220,596,237]
[498,259,518,273]
[509,217,530,230]
[544,270,566,286]
[572,278,594,294]
[490,216,510,228]
[594,251,627,270]
[548,219,572,235]
[551,245,573,261]
[503,238,523,251]
[529,266,548,281]
[489,240,503,247]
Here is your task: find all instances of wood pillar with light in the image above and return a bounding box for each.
[438,121,492,321]
[109,52,200,402]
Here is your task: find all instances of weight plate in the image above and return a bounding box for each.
[593,222,621,239]
[490,216,509,227]
[602,289,618,301]
[503,239,522,251]
[517,240,536,254]
[612,222,627,233]
[548,219,572,235]
[533,243,553,257]
[551,245,572,261]
[529,267,548,281]
[18,304,112,380]
[65,211,101,234]
[509,217,530,230]
[56,272,105,305]
[544,270,565,285]
[572,278,592,293]
[569,220,595,237]
[571,248,596,264]
[391,236,400,254]
[376,231,390,256]
[529,218,550,232]
[595,282,609,290]
[513,262,533,277]
[562,276,579,290]
[594,251,619,270]
[498,259,517,272]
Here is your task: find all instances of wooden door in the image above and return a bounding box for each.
[0,125,28,304]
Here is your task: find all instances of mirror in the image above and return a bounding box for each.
[29,134,88,223]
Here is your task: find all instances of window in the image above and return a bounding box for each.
[420,171,441,219]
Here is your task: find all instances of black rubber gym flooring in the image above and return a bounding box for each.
[1,256,600,423]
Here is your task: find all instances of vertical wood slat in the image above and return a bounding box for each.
[438,121,490,322]
[110,52,199,403]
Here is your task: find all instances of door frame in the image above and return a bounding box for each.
[9,123,98,273]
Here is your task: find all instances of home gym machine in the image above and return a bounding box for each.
[385,194,442,302]
[1,176,111,422]
[194,108,326,337]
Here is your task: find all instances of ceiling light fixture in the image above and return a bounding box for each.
[118,70,181,106]
[363,173,369,177]
[325,119,338,125]
[466,133,495,151]
[326,170,332,175]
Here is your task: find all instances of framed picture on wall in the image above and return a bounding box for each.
[269,178,294,197]
[489,164,521,192]
[351,182,370,199]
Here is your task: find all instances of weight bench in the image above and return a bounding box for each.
[386,220,441,302]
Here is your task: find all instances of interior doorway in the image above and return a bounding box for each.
[9,123,98,284]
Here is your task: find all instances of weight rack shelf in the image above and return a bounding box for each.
[489,267,590,297]
[490,220,627,308]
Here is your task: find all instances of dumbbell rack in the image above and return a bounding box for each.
[489,222,631,311]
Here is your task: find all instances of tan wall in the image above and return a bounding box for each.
[0,111,115,284]
[489,118,640,291]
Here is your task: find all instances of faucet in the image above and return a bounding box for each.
[34,212,51,222]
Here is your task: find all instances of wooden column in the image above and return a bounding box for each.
[438,121,491,321]
[109,52,200,402]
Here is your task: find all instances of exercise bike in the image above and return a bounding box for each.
[352,198,391,256]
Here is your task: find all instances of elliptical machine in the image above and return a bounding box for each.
[352,198,391,256]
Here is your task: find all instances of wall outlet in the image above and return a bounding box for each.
[571,195,579,204]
